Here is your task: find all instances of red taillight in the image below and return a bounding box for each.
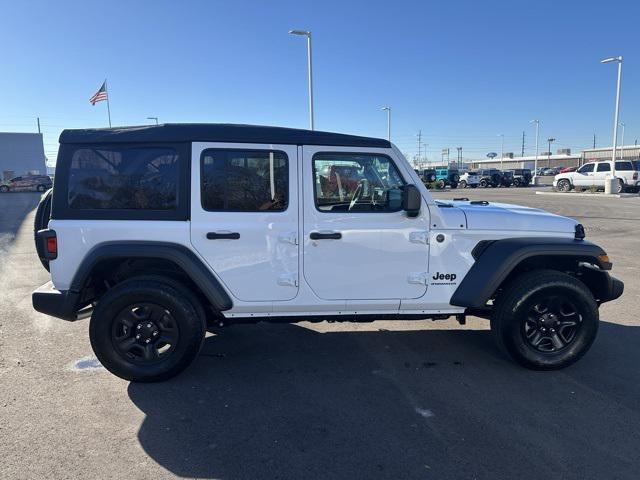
[46,236,57,254]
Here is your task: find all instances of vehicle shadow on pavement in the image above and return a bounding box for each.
[128,320,640,480]
[0,193,40,253]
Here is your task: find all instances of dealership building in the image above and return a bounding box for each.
[469,145,640,170]
[0,132,47,180]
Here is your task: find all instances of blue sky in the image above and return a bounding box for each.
[1,0,638,163]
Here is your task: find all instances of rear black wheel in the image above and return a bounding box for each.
[459,180,467,189]
[491,270,599,370]
[0,185,9,193]
[479,179,488,188]
[90,277,206,382]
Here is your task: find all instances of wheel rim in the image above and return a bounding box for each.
[111,303,180,364]
[522,295,582,353]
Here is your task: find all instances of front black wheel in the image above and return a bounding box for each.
[490,270,599,370]
[90,277,206,382]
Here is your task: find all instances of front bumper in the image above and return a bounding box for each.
[32,281,82,321]
[602,274,624,303]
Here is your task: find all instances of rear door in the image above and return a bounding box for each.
[593,162,611,187]
[302,146,429,303]
[190,143,299,302]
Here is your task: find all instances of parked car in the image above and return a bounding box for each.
[540,168,558,176]
[458,171,479,188]
[431,167,460,189]
[559,166,577,174]
[500,170,514,187]
[508,169,533,187]
[421,168,437,184]
[553,160,640,193]
[0,175,52,192]
[478,169,503,187]
[32,123,623,381]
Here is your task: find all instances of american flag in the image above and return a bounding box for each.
[89,81,108,105]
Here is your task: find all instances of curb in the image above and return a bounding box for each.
[535,191,638,198]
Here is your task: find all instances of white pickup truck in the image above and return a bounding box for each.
[554,160,640,193]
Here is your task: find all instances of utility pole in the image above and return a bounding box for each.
[547,137,556,168]
[593,133,596,149]
[521,131,525,157]
[417,130,422,163]
[36,117,41,134]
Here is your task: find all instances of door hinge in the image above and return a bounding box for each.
[278,232,298,245]
[409,231,429,245]
[408,272,428,285]
[277,273,298,287]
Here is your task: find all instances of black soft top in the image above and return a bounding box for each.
[59,123,391,148]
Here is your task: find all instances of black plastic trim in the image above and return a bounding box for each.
[450,237,611,308]
[70,242,233,311]
[32,282,81,321]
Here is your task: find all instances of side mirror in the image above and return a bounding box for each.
[402,184,421,217]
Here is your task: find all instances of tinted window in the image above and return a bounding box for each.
[596,163,611,172]
[578,163,594,173]
[201,149,288,212]
[615,161,633,171]
[68,147,179,210]
[313,153,405,213]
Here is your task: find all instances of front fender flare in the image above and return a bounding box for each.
[450,237,609,309]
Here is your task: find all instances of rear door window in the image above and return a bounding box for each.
[596,163,611,172]
[200,149,288,212]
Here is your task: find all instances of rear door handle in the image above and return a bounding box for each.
[310,231,342,240]
[207,232,240,240]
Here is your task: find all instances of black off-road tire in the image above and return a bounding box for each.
[33,188,53,271]
[0,185,9,193]
[490,270,599,370]
[90,277,206,382]
[459,180,467,189]
[479,179,488,188]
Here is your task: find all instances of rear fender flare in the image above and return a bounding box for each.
[70,242,233,311]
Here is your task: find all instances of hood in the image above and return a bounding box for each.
[439,200,578,234]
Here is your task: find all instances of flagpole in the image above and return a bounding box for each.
[105,78,112,127]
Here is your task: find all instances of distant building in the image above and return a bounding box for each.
[469,150,581,170]
[0,132,47,180]
[582,145,640,162]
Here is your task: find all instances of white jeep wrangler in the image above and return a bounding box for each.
[33,124,624,382]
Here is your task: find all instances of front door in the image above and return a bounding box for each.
[190,143,299,302]
[572,163,594,187]
[302,146,430,302]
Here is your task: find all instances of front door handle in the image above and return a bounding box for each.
[310,231,342,240]
[207,232,240,240]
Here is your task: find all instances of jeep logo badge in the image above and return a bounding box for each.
[432,272,456,281]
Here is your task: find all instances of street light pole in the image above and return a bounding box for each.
[381,107,391,142]
[530,120,540,181]
[601,56,623,179]
[289,30,315,130]
[619,122,625,159]
[498,134,504,169]
[147,116,159,125]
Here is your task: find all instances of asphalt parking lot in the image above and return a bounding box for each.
[1,189,639,480]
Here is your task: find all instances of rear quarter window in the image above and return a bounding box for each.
[615,161,633,171]
[68,146,179,210]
